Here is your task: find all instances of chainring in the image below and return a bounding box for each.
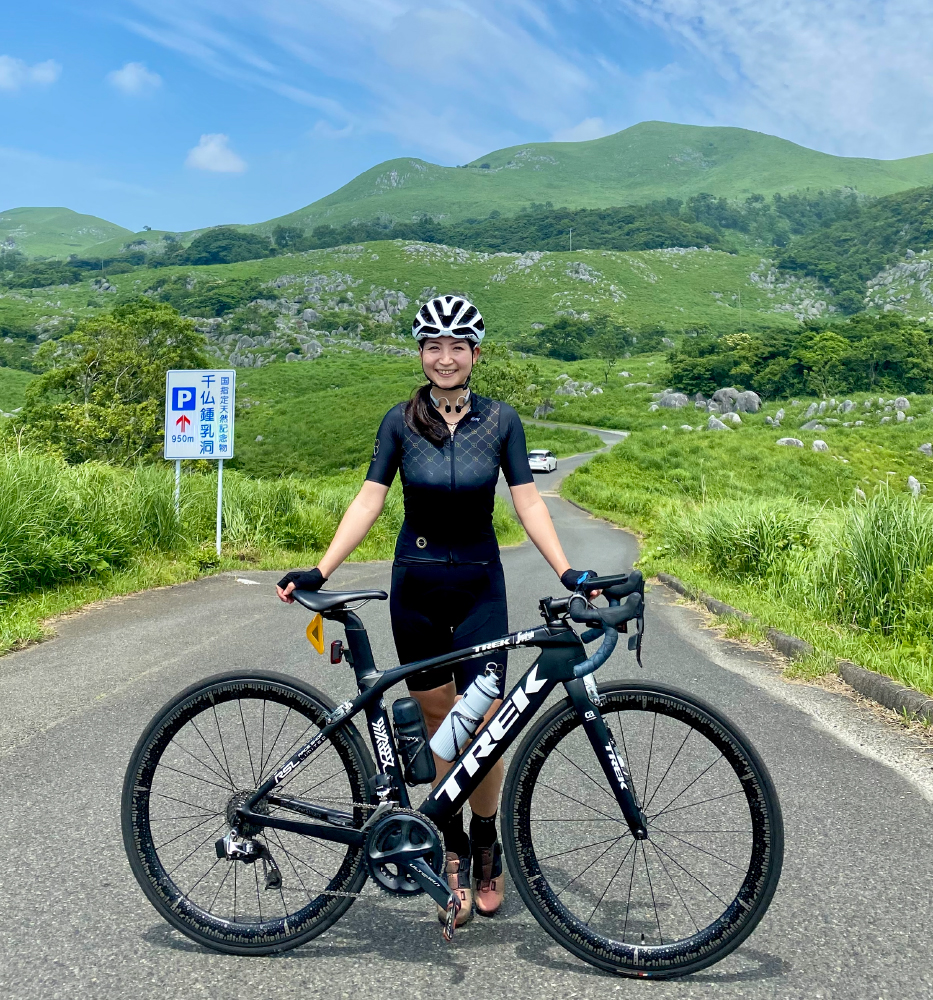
[364,808,444,895]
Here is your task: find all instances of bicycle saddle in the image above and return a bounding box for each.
[292,588,388,612]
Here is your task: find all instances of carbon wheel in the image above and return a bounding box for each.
[122,671,375,955]
[502,681,783,978]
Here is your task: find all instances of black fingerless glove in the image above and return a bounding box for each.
[277,568,327,592]
[561,568,598,592]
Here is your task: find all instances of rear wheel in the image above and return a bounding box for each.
[502,681,783,978]
[122,671,375,955]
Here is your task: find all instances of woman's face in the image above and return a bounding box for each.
[420,337,481,391]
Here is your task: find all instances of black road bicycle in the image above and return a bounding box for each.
[122,571,783,979]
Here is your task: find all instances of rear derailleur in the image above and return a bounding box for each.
[215,830,282,891]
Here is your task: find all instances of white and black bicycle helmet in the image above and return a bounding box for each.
[412,294,485,344]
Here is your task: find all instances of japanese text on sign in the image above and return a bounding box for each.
[164,369,236,460]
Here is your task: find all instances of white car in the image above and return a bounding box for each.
[527,449,557,474]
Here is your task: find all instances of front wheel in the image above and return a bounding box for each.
[502,681,783,978]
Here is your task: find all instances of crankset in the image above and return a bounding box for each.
[364,808,462,940]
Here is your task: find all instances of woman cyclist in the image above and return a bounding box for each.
[277,294,595,926]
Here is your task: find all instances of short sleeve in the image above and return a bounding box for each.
[499,404,534,486]
[366,406,403,486]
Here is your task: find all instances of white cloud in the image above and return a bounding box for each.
[185,133,247,172]
[0,56,61,92]
[107,61,163,95]
[551,117,611,143]
[615,0,933,157]
[117,0,933,163]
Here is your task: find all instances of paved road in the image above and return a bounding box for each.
[1,450,932,1000]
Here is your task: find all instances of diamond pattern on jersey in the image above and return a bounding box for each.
[396,398,503,492]
[400,424,448,484]
[452,400,502,488]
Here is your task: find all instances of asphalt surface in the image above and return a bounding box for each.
[1,443,932,1000]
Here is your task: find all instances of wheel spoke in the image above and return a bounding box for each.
[538,782,625,824]
[647,754,726,822]
[509,687,781,975]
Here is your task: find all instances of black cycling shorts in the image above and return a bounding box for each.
[390,561,508,698]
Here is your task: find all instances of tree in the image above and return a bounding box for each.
[533,317,590,361]
[180,227,275,265]
[23,299,209,464]
[471,343,541,409]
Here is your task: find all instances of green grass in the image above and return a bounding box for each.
[0,445,526,653]
[232,354,422,477]
[0,368,32,411]
[0,207,132,258]
[522,425,603,456]
[560,391,933,694]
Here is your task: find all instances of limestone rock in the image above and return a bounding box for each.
[894,397,910,411]
[734,390,761,413]
[659,392,689,409]
[896,410,906,422]
[907,476,925,497]
[880,416,892,424]
[775,408,785,422]
[777,437,805,447]
[854,420,865,427]
[919,443,933,457]
[707,416,731,431]
[804,402,818,419]
[680,425,693,431]
[721,412,742,425]
[812,440,829,452]
[840,400,856,413]
[800,420,826,431]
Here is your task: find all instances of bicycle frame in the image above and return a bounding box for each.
[238,604,647,846]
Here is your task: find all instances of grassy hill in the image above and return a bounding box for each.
[260,122,933,232]
[0,208,132,258]
[0,241,829,375]
[18,121,933,261]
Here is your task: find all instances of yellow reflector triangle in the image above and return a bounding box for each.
[306,614,324,654]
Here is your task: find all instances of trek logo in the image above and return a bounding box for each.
[474,637,510,653]
[372,717,396,770]
[437,666,547,802]
[474,630,535,654]
[604,743,629,792]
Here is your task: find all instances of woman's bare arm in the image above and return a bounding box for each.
[277,481,389,602]
[509,482,571,578]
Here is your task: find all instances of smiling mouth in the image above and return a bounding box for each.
[435,368,459,376]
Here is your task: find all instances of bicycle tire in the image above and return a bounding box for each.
[502,681,783,978]
[122,671,375,955]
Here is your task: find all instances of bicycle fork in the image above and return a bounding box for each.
[565,677,648,840]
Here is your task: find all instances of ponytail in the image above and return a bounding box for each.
[404,384,448,447]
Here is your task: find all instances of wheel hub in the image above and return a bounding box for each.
[225,791,269,836]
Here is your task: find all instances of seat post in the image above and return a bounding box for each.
[336,610,380,688]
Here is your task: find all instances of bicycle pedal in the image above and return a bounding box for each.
[442,893,461,943]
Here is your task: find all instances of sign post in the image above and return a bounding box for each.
[164,370,236,556]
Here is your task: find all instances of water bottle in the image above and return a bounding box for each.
[429,670,500,762]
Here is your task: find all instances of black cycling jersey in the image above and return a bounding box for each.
[366,393,533,563]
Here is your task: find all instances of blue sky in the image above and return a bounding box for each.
[3,1,933,233]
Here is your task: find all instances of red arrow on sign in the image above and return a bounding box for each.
[175,414,191,431]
